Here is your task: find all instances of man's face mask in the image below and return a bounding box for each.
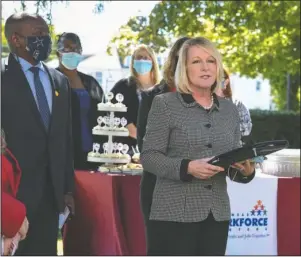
[17,34,52,62]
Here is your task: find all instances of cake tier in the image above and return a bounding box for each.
[98,163,143,175]
[92,129,129,137]
[87,156,130,164]
[97,104,127,112]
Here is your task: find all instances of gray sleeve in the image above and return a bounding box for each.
[235,100,253,136]
[140,95,184,181]
[228,110,255,184]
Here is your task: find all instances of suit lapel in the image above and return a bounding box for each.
[7,54,47,134]
[43,64,58,134]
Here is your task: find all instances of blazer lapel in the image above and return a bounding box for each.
[43,64,58,134]
[7,54,47,134]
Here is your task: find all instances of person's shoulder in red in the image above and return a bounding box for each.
[1,148,22,196]
[1,145,26,238]
[2,192,26,238]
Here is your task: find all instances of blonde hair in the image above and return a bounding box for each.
[129,44,161,87]
[175,37,224,94]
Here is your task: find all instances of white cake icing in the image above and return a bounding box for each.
[98,102,106,107]
[115,102,126,108]
[98,166,109,172]
[93,126,128,132]
[119,127,128,131]
[132,153,140,163]
[93,125,102,131]
[99,153,131,160]
[88,151,101,157]
[97,102,127,112]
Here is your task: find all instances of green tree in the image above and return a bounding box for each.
[1,20,10,57]
[2,0,106,60]
[109,1,300,111]
[17,0,106,22]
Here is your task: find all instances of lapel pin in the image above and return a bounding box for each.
[55,90,59,97]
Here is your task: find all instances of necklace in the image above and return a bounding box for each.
[203,95,214,110]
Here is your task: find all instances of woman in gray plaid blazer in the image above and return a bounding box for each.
[141,37,256,256]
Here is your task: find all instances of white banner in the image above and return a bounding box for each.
[225,173,278,255]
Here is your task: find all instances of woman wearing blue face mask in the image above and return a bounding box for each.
[110,45,161,153]
[56,32,106,170]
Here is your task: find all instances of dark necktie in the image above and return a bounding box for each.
[29,66,51,130]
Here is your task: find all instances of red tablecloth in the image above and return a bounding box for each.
[64,171,300,256]
[63,171,146,256]
[277,177,300,256]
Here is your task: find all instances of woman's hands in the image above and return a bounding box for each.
[231,160,255,177]
[3,233,21,256]
[18,217,29,240]
[2,217,28,255]
[188,158,224,179]
[187,158,255,180]
[3,237,13,256]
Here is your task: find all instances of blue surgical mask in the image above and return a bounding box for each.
[61,52,83,70]
[133,60,152,75]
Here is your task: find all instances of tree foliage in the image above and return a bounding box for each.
[18,0,105,22]
[2,0,106,60]
[109,1,300,111]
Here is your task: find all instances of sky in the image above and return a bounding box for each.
[2,1,159,54]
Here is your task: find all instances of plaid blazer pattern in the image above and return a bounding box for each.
[141,92,248,222]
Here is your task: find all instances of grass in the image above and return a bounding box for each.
[57,230,63,256]
[57,239,63,256]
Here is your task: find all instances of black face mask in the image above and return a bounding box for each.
[21,35,52,62]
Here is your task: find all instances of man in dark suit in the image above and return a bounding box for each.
[2,12,75,255]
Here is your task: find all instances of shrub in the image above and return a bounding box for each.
[247,110,300,149]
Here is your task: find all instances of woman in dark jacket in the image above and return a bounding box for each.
[137,37,190,227]
[56,32,106,170]
[110,45,161,153]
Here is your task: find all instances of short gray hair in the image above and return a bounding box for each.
[4,12,47,51]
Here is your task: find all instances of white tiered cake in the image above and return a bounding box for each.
[87,92,142,174]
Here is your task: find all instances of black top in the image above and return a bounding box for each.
[137,79,170,151]
[110,76,139,152]
[136,79,170,223]
[56,68,106,170]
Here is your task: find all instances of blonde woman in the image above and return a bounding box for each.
[141,37,256,255]
[136,36,190,230]
[111,44,160,152]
